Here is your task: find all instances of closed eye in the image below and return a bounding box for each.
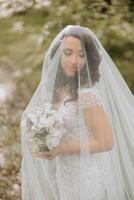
[79,51,85,57]
[63,49,72,56]
[63,49,85,58]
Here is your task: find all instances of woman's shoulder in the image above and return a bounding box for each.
[79,83,99,95]
[78,84,103,108]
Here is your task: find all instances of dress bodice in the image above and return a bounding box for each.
[55,87,107,200]
[58,86,103,142]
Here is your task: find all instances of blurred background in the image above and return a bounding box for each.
[0,0,134,199]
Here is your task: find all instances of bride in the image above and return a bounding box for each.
[20,25,134,200]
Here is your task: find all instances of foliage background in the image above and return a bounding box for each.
[0,0,133,199]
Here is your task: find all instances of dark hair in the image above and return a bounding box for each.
[50,26,101,104]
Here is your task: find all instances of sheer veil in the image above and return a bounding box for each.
[21,25,134,200]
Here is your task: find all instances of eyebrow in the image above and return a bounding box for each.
[64,48,84,52]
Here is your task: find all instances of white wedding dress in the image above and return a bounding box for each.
[21,86,109,200]
[54,87,108,200]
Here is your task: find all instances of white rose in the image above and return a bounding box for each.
[45,116,55,128]
[46,135,60,150]
[51,129,62,138]
[31,126,38,131]
[30,117,38,125]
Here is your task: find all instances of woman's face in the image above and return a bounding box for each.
[60,36,86,77]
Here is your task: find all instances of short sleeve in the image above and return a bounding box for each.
[79,87,103,109]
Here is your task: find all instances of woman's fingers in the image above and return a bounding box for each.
[31,145,61,159]
[32,152,54,160]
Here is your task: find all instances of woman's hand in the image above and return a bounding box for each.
[32,138,81,160]
[32,142,69,160]
[67,138,81,154]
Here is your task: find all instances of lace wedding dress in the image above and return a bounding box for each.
[54,86,108,200]
[21,86,109,200]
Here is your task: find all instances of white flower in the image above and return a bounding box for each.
[35,109,43,115]
[44,116,55,128]
[27,113,38,125]
[23,103,67,152]
[46,135,60,150]
[31,126,37,131]
[50,129,62,137]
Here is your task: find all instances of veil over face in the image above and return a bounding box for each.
[21,25,134,200]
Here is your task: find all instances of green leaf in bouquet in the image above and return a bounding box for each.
[39,145,50,152]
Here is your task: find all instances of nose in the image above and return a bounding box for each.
[70,54,78,67]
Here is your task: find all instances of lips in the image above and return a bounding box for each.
[68,65,79,69]
[68,68,78,73]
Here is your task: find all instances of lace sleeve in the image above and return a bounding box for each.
[79,87,103,109]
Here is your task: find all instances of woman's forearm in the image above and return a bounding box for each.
[88,138,113,153]
[63,137,113,155]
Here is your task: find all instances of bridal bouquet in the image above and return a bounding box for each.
[23,103,67,152]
